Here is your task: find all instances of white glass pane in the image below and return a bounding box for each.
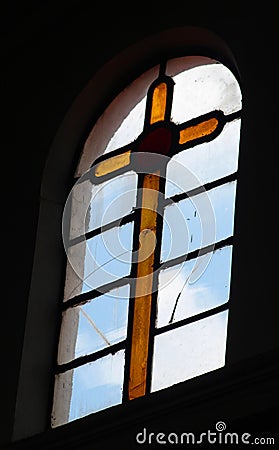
[151,310,228,392]
[165,120,241,198]
[170,62,241,124]
[52,350,125,427]
[58,285,130,365]
[67,172,137,239]
[63,223,134,298]
[157,246,232,327]
[105,100,145,154]
[76,65,159,176]
[161,181,237,262]
[88,171,137,231]
[83,223,134,293]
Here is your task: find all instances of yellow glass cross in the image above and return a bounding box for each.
[91,73,229,402]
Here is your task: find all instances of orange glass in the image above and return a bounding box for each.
[128,172,160,400]
[94,150,131,177]
[150,83,167,124]
[179,118,219,145]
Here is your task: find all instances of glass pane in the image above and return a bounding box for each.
[169,60,242,124]
[161,181,237,262]
[75,65,159,176]
[151,310,228,392]
[88,171,137,231]
[165,120,241,198]
[150,82,167,124]
[58,285,130,365]
[84,222,134,293]
[52,350,125,427]
[67,171,137,239]
[179,117,218,145]
[94,151,131,177]
[63,222,134,299]
[156,246,232,327]
[105,100,146,153]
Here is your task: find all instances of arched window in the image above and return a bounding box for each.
[51,54,242,428]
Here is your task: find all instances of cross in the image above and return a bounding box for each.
[91,68,229,401]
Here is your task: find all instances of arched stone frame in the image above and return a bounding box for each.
[13,25,241,441]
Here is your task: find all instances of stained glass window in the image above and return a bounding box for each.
[51,55,242,427]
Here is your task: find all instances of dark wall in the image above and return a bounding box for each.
[4,3,278,449]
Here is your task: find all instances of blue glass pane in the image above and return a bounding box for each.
[157,246,232,327]
[161,181,236,262]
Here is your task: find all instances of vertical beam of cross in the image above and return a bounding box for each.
[128,172,160,399]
